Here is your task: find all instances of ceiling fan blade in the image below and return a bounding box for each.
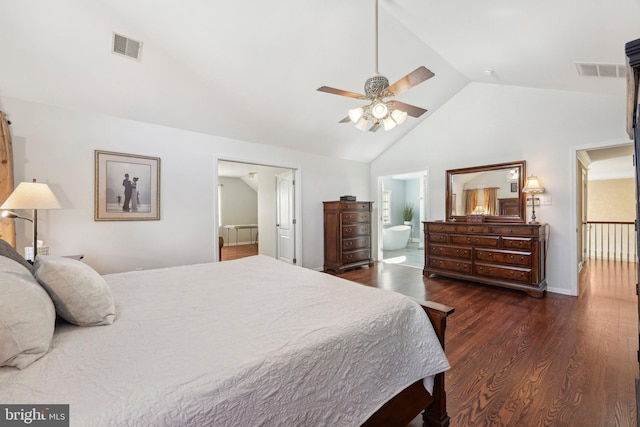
[386,66,435,96]
[392,101,428,118]
[369,123,381,132]
[339,116,351,123]
[317,86,367,99]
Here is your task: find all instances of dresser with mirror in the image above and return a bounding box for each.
[424,160,548,297]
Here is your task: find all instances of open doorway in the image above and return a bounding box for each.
[377,171,429,269]
[573,142,635,294]
[217,160,299,264]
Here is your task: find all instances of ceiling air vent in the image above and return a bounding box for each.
[112,33,142,60]
[575,62,625,78]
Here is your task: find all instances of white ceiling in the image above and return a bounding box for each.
[0,0,638,163]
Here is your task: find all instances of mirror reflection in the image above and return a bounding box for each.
[446,161,526,222]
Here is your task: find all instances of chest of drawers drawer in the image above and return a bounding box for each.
[430,257,472,274]
[502,237,532,250]
[429,244,472,259]
[342,249,370,264]
[343,236,370,251]
[475,263,531,283]
[341,211,370,223]
[342,224,370,236]
[450,234,500,247]
[475,249,531,266]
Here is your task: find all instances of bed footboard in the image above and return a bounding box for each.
[420,300,454,427]
[361,300,454,427]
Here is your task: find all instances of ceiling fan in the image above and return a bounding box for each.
[317,0,434,132]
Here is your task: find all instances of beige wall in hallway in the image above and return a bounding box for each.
[587,178,635,222]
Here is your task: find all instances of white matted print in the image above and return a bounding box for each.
[95,151,160,221]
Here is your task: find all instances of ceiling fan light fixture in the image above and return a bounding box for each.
[382,116,396,131]
[372,101,388,119]
[355,117,369,131]
[391,109,408,125]
[348,107,364,123]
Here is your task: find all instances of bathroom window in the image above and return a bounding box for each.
[382,190,391,224]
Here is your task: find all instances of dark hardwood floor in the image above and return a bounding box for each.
[337,259,638,427]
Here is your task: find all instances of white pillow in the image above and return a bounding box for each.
[0,255,33,277]
[33,256,116,326]
[0,272,56,369]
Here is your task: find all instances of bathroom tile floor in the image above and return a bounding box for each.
[382,241,424,269]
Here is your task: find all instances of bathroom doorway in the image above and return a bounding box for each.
[377,171,429,269]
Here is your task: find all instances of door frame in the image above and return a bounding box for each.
[214,155,302,265]
[375,170,429,261]
[569,138,632,296]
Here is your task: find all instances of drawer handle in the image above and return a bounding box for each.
[345,228,352,233]
[469,227,474,231]
[345,241,353,247]
[345,255,353,260]
[344,215,351,220]
[508,229,513,233]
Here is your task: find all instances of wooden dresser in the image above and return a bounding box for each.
[323,201,373,274]
[424,221,547,297]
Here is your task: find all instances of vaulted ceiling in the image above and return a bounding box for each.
[0,0,638,163]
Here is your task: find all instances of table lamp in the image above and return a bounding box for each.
[522,175,544,224]
[0,179,61,261]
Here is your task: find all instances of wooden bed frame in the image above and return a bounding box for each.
[362,300,454,427]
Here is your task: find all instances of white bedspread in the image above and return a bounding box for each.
[0,255,449,426]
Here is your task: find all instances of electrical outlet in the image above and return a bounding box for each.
[539,196,552,205]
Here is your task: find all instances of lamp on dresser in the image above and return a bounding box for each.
[0,178,61,261]
[523,175,545,224]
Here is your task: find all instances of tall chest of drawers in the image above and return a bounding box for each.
[323,201,373,274]
[424,221,547,297]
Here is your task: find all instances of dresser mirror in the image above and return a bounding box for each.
[445,160,526,223]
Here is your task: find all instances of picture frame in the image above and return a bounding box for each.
[94,150,160,221]
[510,182,517,192]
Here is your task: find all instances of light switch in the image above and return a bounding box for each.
[539,196,552,205]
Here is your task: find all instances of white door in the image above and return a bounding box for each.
[276,170,295,264]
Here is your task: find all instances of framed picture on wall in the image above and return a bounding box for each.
[94,150,161,221]
[510,182,517,192]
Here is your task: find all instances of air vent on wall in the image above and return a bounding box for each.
[112,33,142,60]
[575,62,625,78]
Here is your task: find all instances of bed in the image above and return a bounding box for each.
[0,246,453,427]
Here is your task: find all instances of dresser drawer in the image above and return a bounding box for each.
[430,257,472,274]
[475,249,531,266]
[342,249,370,264]
[341,211,370,223]
[455,225,489,234]
[428,223,457,233]
[475,263,531,283]
[429,233,449,243]
[341,203,370,211]
[342,224,370,236]
[343,236,370,251]
[450,234,499,247]
[489,226,532,236]
[429,244,472,259]
[502,237,532,250]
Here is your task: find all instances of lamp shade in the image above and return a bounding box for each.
[523,176,544,194]
[0,181,61,210]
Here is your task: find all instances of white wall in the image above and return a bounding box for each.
[372,82,629,296]
[2,96,370,274]
[218,177,258,245]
